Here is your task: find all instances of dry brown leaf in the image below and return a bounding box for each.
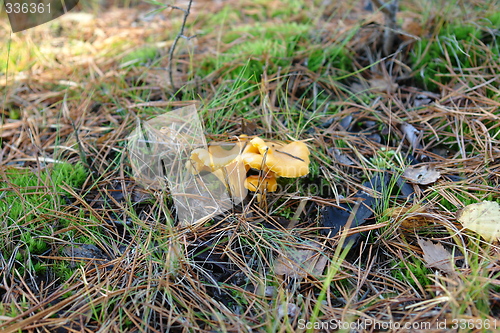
[400,122,420,150]
[457,201,500,242]
[62,244,110,268]
[241,118,258,135]
[350,82,368,95]
[417,239,455,275]
[277,303,299,319]
[274,243,328,279]
[383,204,434,229]
[332,148,355,165]
[368,77,398,93]
[402,165,441,185]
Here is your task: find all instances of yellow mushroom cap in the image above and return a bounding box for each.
[240,152,263,170]
[246,138,310,177]
[242,139,260,155]
[249,137,285,155]
[188,136,308,205]
[249,137,268,155]
[187,149,212,174]
[190,141,245,172]
[207,142,243,167]
[188,139,249,199]
[264,141,310,177]
[211,160,248,199]
[244,174,278,192]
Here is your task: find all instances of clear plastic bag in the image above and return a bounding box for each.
[128,105,246,225]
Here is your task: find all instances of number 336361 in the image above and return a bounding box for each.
[451,319,497,330]
[5,2,51,14]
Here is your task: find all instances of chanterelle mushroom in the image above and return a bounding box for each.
[244,173,278,193]
[187,135,310,201]
[249,137,310,178]
[240,142,264,170]
[190,141,243,172]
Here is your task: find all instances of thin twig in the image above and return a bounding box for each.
[372,0,399,55]
[168,0,195,93]
[275,149,305,162]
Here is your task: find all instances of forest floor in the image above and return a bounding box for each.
[1,0,500,332]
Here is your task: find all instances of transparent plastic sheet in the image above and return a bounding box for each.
[127,105,247,226]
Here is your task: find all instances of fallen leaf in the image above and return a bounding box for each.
[62,244,110,268]
[339,114,353,130]
[277,303,299,319]
[368,77,398,93]
[350,82,370,95]
[402,165,441,185]
[331,148,354,165]
[413,92,438,107]
[383,204,435,230]
[400,122,420,150]
[457,201,500,242]
[320,173,393,245]
[241,118,258,135]
[274,242,327,279]
[401,19,424,40]
[417,239,455,275]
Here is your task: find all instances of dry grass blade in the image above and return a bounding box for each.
[1,0,500,331]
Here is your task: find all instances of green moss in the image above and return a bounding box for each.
[53,261,75,281]
[0,38,36,73]
[195,20,353,121]
[370,148,406,171]
[307,45,352,72]
[121,46,160,67]
[222,22,310,44]
[51,162,88,194]
[233,0,304,21]
[411,20,499,91]
[265,0,304,19]
[0,163,88,275]
[20,232,49,255]
[220,24,308,68]
[391,256,432,289]
[198,22,310,79]
[199,21,352,119]
[33,262,47,275]
[205,5,242,27]
[485,12,500,27]
[428,187,496,212]
[8,108,21,120]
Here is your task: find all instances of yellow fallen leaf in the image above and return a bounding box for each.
[456,201,500,242]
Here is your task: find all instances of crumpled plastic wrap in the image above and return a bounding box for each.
[127,105,246,225]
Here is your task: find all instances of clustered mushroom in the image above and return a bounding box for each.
[187,135,310,201]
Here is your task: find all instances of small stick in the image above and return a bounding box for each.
[168,0,195,93]
[371,0,399,55]
[275,149,305,162]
